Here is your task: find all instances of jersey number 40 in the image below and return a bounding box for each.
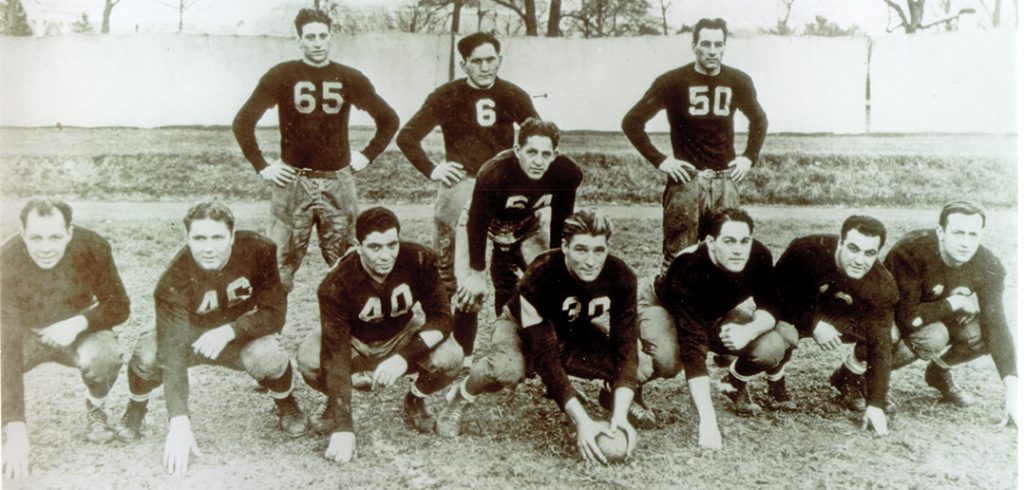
[358,284,414,323]
[294,81,344,114]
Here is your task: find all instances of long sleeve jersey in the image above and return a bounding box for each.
[318,242,451,433]
[397,78,538,178]
[467,150,583,271]
[153,231,285,419]
[2,228,130,423]
[233,60,399,172]
[884,229,1015,378]
[622,63,768,170]
[508,250,639,410]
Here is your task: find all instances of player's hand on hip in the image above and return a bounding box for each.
[431,162,467,187]
[697,417,722,449]
[3,422,30,480]
[861,406,888,436]
[658,158,695,184]
[163,416,202,476]
[609,414,638,458]
[371,354,409,389]
[812,320,842,351]
[260,159,297,187]
[325,432,355,463]
[350,152,370,172]
[727,156,753,182]
[38,315,88,348]
[191,325,236,360]
[574,417,610,465]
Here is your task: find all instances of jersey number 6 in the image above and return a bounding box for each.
[294,81,344,115]
[476,99,496,127]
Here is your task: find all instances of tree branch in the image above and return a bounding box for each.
[883,0,910,29]
[493,0,526,21]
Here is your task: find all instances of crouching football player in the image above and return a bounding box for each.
[884,201,1016,426]
[115,201,306,475]
[436,210,652,465]
[296,207,463,464]
[2,199,129,480]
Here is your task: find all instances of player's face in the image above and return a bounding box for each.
[460,43,502,88]
[693,28,726,73]
[187,219,234,272]
[298,22,331,65]
[21,211,73,270]
[937,213,984,266]
[358,228,400,280]
[708,220,752,273]
[836,229,881,280]
[515,135,557,180]
[562,234,609,283]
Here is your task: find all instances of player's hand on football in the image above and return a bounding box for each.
[371,354,409,389]
[38,315,88,348]
[658,158,696,184]
[719,322,755,351]
[191,325,236,360]
[3,422,30,480]
[260,159,297,187]
[455,271,487,310]
[949,292,980,316]
[430,162,467,187]
[164,416,202,475]
[608,415,638,458]
[574,417,610,465]
[350,152,370,172]
[325,432,355,463]
[812,320,842,351]
[861,406,888,436]
[697,417,722,449]
[727,156,753,182]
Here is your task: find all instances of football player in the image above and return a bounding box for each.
[397,31,539,359]
[773,215,898,436]
[233,8,399,292]
[114,201,305,475]
[884,201,1016,426]
[436,210,652,465]
[639,208,796,449]
[2,199,129,480]
[622,17,768,273]
[296,207,463,465]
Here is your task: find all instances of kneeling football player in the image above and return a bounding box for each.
[436,210,651,465]
[115,201,306,475]
[297,206,463,464]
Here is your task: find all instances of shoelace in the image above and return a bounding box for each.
[628,403,651,421]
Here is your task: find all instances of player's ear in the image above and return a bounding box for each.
[66,224,74,240]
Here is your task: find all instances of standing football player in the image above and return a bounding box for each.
[114,202,305,475]
[296,207,463,465]
[622,17,768,272]
[397,31,539,359]
[2,199,129,480]
[233,8,399,292]
[773,215,898,436]
[639,208,796,449]
[436,210,651,465]
[884,201,1016,426]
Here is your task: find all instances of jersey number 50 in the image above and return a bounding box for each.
[294,81,344,114]
[688,86,732,116]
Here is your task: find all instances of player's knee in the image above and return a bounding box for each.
[952,319,986,354]
[77,333,122,383]
[425,338,464,379]
[240,336,289,381]
[485,354,526,388]
[296,331,322,379]
[906,322,950,360]
[748,332,789,369]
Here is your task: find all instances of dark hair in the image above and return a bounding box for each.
[356,207,401,242]
[517,117,560,148]
[294,8,332,35]
[840,215,887,248]
[692,17,728,45]
[20,198,73,228]
[706,207,753,238]
[457,32,501,59]
[563,209,613,243]
[939,200,987,229]
[183,201,235,232]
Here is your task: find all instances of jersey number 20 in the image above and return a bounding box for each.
[688,86,732,116]
[294,81,344,114]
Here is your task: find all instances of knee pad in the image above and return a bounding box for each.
[426,339,464,378]
[952,319,986,354]
[241,337,290,381]
[295,332,321,379]
[749,332,788,369]
[77,333,123,382]
[487,354,526,388]
[907,322,950,360]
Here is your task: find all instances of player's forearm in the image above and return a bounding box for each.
[1,332,27,424]
[863,317,893,408]
[84,254,131,332]
[741,102,768,162]
[359,96,399,162]
[621,100,667,167]
[745,310,777,337]
[982,293,1016,378]
[687,376,717,422]
[396,116,440,179]
[522,327,575,410]
[232,100,271,172]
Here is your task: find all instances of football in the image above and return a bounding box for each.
[595,422,630,463]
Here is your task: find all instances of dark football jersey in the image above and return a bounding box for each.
[622,63,767,170]
[233,60,399,172]
[397,78,539,178]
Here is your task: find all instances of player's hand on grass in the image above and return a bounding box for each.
[38,315,87,348]
[350,152,370,172]
[164,416,201,475]
[697,417,722,449]
[192,325,236,360]
[861,406,888,436]
[574,416,611,465]
[371,354,408,389]
[325,432,355,463]
[812,320,842,351]
[260,159,297,187]
[431,162,467,187]
[996,376,1017,429]
[609,414,638,458]
[658,158,696,184]
[719,322,755,351]
[455,271,487,310]
[3,422,30,480]
[727,156,753,182]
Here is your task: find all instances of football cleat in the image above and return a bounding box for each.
[84,401,116,444]
[598,387,657,429]
[767,377,797,411]
[725,375,761,416]
[113,400,148,442]
[435,385,470,438]
[925,362,974,407]
[830,366,866,412]
[403,393,435,434]
[275,396,309,437]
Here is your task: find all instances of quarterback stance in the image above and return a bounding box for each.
[639,208,796,449]
[773,216,898,435]
[115,202,305,475]
[458,118,583,321]
[436,210,651,465]
[622,17,767,272]
[884,201,1016,425]
[2,199,129,480]
[397,31,539,358]
[233,8,399,292]
[297,207,463,464]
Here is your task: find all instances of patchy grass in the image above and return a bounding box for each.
[1,203,1016,490]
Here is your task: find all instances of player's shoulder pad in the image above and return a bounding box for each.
[971,244,1006,277]
[233,230,277,254]
[603,254,637,282]
[399,241,439,267]
[750,239,774,263]
[476,150,516,184]
[552,155,583,182]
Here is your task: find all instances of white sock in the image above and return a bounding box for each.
[729,358,756,383]
[268,386,293,400]
[459,379,478,404]
[766,367,786,382]
[87,394,106,408]
[409,383,428,399]
[129,392,151,403]
[844,354,868,375]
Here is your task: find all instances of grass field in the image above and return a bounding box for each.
[0,200,1016,490]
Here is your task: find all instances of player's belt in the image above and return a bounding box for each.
[697,169,731,179]
[295,168,339,179]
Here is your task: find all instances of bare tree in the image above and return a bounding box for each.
[1,0,32,36]
[101,0,125,34]
[657,0,672,35]
[397,0,451,32]
[547,0,561,35]
[73,12,95,33]
[493,0,538,35]
[883,0,975,33]
[564,0,660,38]
[767,0,797,35]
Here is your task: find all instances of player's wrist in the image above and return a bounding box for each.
[168,415,191,431]
[4,421,27,436]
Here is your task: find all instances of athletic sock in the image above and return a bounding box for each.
[844,353,868,375]
[261,364,294,399]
